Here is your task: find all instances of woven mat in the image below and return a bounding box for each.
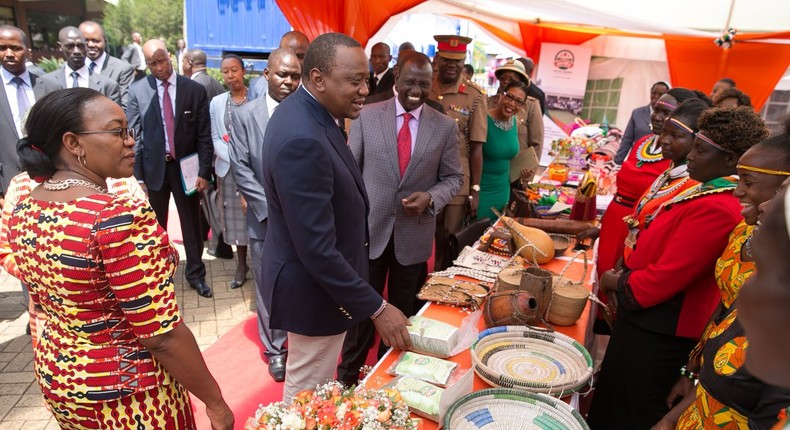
[471,326,593,396]
[444,388,590,429]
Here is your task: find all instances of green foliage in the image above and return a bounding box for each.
[103,0,184,53]
[206,68,253,91]
[37,57,64,74]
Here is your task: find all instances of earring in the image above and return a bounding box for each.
[78,153,87,167]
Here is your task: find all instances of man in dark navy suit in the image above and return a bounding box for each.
[127,39,214,298]
[260,32,411,402]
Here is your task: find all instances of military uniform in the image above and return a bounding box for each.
[487,94,545,183]
[430,34,487,270]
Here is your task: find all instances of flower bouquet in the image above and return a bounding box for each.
[245,381,420,430]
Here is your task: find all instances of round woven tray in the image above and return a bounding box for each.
[470,326,593,396]
[444,388,590,429]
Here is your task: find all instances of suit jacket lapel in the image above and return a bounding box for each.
[147,75,163,131]
[380,100,400,179]
[88,73,102,92]
[298,88,369,208]
[0,83,16,139]
[30,74,47,100]
[174,75,187,131]
[253,96,270,139]
[407,107,432,179]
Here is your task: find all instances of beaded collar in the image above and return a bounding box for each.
[634,134,663,167]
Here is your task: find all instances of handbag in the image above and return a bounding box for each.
[417,275,490,309]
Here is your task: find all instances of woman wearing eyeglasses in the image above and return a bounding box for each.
[8,89,233,429]
[477,80,527,221]
[588,106,768,430]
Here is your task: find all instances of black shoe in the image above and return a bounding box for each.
[207,248,234,260]
[230,278,246,289]
[189,281,213,298]
[267,355,286,382]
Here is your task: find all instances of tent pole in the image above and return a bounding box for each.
[722,0,736,33]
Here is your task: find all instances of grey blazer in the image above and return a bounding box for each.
[121,43,141,69]
[191,71,225,101]
[100,54,135,109]
[615,104,653,164]
[44,67,121,106]
[229,94,269,240]
[349,99,463,265]
[0,72,58,193]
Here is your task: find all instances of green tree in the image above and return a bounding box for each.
[103,0,183,54]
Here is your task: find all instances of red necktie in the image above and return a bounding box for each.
[162,80,176,158]
[398,112,412,177]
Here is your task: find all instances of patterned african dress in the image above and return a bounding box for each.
[8,193,195,430]
[676,221,790,429]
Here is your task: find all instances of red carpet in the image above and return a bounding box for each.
[190,315,282,430]
[190,243,437,429]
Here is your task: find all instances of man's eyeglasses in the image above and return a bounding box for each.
[502,92,526,107]
[74,128,135,141]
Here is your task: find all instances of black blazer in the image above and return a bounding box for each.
[127,74,213,191]
[369,68,395,96]
[261,86,382,336]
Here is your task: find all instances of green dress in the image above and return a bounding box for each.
[478,115,519,221]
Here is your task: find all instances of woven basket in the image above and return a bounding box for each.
[443,388,590,429]
[548,251,590,326]
[470,325,593,397]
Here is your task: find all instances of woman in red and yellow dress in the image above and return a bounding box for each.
[586,88,701,333]
[8,89,233,429]
[739,172,790,430]
[588,106,768,430]
[651,117,790,429]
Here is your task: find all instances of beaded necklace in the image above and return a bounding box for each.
[634,134,663,167]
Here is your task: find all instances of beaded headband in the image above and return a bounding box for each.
[737,164,790,176]
[668,117,695,135]
[696,132,735,154]
[654,100,677,111]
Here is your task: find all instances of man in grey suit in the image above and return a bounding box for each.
[228,48,301,382]
[79,21,134,109]
[614,81,669,164]
[121,31,146,81]
[0,25,58,195]
[249,31,310,100]
[44,26,121,106]
[186,49,225,102]
[337,51,463,386]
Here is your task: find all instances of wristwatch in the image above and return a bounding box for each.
[471,184,481,192]
[428,195,434,208]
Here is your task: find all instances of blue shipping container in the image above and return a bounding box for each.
[185,0,292,72]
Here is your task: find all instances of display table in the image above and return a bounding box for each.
[362,249,596,429]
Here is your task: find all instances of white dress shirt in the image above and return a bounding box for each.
[1,67,35,137]
[156,72,178,154]
[89,52,107,74]
[394,97,422,153]
[266,92,279,118]
[64,64,90,88]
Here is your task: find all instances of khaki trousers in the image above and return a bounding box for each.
[282,331,346,402]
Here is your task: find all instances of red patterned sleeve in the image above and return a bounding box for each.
[95,197,182,339]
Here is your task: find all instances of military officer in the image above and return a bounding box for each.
[429,35,487,270]
[488,59,544,186]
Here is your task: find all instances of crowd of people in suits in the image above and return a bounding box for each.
[5,17,790,430]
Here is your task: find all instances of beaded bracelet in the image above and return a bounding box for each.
[680,365,699,380]
[371,300,388,320]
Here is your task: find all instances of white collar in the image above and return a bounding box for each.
[266,92,280,111]
[65,63,90,78]
[394,95,423,121]
[1,67,31,86]
[90,52,107,70]
[374,68,389,81]
[158,72,177,87]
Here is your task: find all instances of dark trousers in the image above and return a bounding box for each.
[587,317,696,430]
[148,161,206,285]
[250,237,288,357]
[336,236,427,386]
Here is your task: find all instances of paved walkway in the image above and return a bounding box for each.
[0,224,257,428]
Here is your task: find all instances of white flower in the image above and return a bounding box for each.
[336,402,349,419]
[280,412,305,430]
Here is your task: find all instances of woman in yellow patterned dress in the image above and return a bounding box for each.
[652,117,790,429]
[8,89,234,429]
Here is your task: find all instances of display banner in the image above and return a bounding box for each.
[536,43,592,119]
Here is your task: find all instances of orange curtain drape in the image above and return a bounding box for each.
[273,0,790,110]
[273,0,424,46]
[665,37,790,110]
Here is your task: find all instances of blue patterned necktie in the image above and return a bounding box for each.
[70,71,80,88]
[88,61,96,75]
[11,76,29,127]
